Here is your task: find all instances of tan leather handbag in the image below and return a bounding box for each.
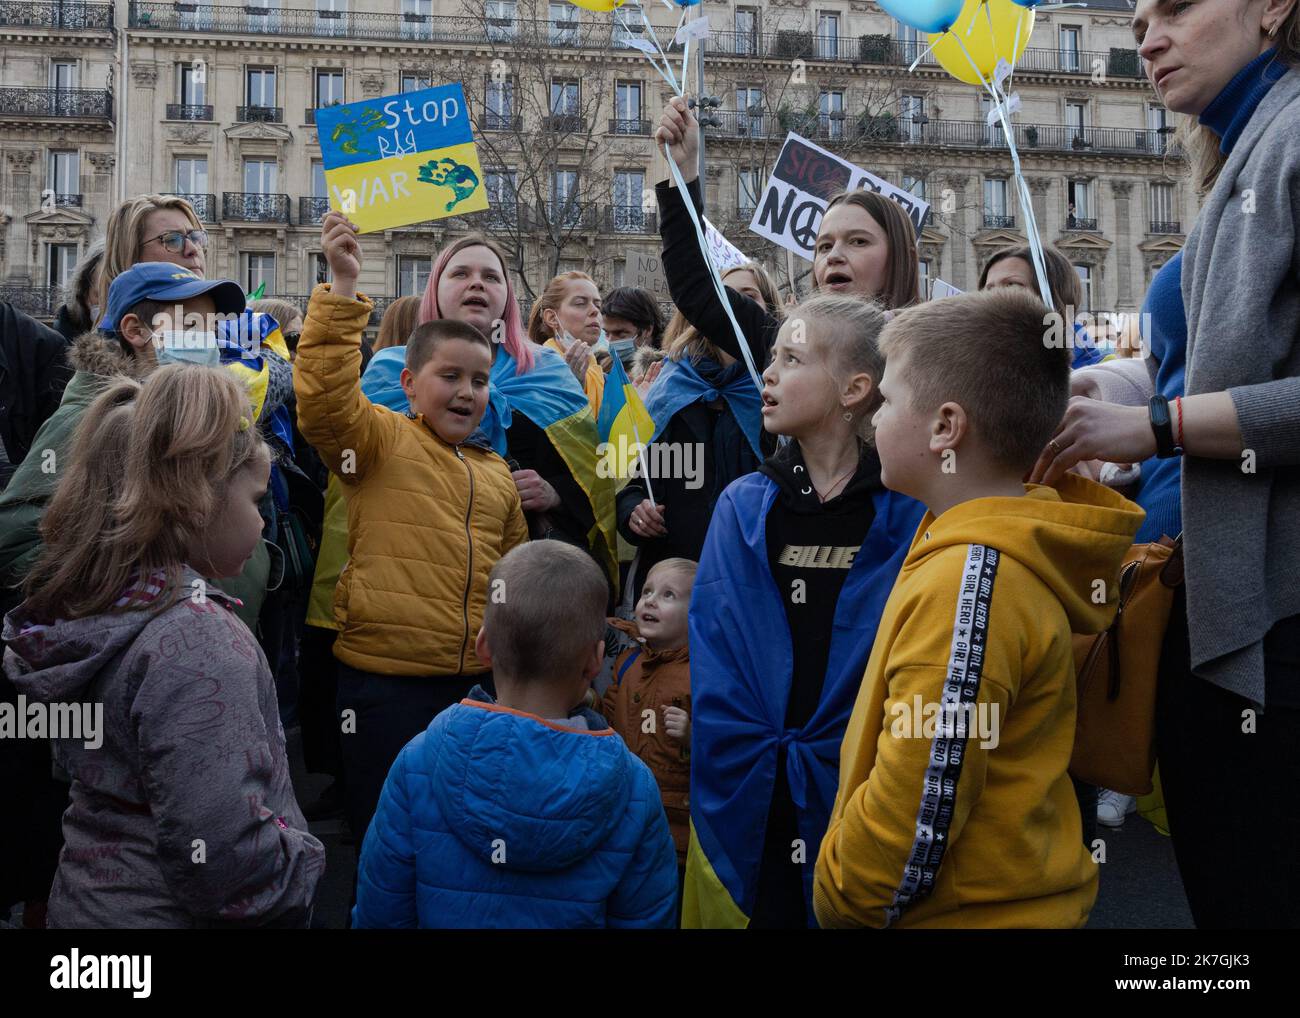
[1070,535,1183,795]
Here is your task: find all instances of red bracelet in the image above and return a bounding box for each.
[1174,396,1185,449]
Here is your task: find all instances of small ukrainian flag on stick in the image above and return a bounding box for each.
[596,352,657,503]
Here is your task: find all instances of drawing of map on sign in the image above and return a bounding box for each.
[315,82,488,233]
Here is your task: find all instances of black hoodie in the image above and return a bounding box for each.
[751,438,882,928]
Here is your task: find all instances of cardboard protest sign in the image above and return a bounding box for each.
[316,83,488,233]
[703,217,748,272]
[747,133,931,261]
[629,249,669,298]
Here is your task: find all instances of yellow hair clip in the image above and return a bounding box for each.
[238,415,252,432]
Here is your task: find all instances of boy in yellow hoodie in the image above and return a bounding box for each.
[814,289,1143,929]
[294,212,528,847]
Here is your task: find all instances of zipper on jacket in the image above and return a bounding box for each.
[455,444,474,675]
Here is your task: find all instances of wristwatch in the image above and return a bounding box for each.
[1148,395,1181,458]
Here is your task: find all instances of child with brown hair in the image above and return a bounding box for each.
[601,557,696,867]
[815,288,1142,929]
[2,365,324,928]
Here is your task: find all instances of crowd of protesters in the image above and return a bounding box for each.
[0,0,1297,930]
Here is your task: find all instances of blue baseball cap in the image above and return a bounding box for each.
[98,262,246,336]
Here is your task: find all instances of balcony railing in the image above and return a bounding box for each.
[983,214,1016,229]
[0,2,114,30]
[0,87,112,119]
[542,113,586,133]
[543,201,596,231]
[477,111,522,132]
[1149,220,1182,234]
[605,205,657,234]
[0,284,60,318]
[237,105,282,123]
[299,196,330,225]
[278,293,392,325]
[609,117,651,136]
[223,192,290,223]
[167,103,213,120]
[51,193,82,208]
[1065,216,1098,231]
[707,111,1175,159]
[476,203,531,232]
[167,192,217,222]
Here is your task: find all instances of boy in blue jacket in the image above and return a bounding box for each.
[353,541,678,929]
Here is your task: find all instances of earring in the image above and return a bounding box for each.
[1269,21,1279,37]
[842,408,854,423]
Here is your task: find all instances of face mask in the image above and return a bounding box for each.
[153,330,221,368]
[590,328,609,353]
[610,339,636,368]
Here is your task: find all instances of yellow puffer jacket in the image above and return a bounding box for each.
[294,284,528,677]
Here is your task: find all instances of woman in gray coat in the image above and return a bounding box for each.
[1033,0,1300,928]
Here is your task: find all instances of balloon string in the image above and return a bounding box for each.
[617,9,680,94]
[908,36,942,72]
[946,30,1054,311]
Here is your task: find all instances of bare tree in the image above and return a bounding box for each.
[419,0,620,298]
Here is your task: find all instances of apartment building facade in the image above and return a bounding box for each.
[1,0,1190,323]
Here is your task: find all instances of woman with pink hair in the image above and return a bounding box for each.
[413,234,613,580]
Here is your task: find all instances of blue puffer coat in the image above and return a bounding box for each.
[353,698,679,928]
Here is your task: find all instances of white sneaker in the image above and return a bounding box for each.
[1097,789,1137,828]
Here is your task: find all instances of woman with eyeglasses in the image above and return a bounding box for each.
[95,195,208,309]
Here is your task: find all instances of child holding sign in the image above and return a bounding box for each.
[684,294,924,929]
[293,212,528,849]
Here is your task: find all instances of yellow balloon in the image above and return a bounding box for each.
[565,0,628,11]
[929,0,1035,86]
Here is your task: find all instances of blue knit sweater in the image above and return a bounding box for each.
[1133,49,1288,544]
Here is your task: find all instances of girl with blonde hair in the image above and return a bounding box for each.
[3,365,324,928]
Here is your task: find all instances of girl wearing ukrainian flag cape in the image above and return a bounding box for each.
[419,234,616,586]
[684,294,924,929]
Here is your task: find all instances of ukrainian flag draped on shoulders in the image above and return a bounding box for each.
[642,356,764,459]
[683,473,925,928]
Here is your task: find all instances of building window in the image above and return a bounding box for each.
[311,159,327,198]
[611,259,626,288]
[613,170,646,231]
[175,157,209,196]
[819,90,844,140]
[314,252,332,285]
[177,62,206,106]
[1151,182,1177,230]
[918,258,931,302]
[900,93,925,142]
[902,173,927,203]
[485,77,514,129]
[1075,264,1092,313]
[983,177,1009,225]
[896,20,921,63]
[242,252,276,295]
[400,73,430,93]
[1066,100,1087,143]
[737,167,762,216]
[246,67,277,109]
[736,85,763,136]
[316,0,347,37]
[315,69,344,110]
[244,0,281,33]
[615,81,642,131]
[1147,103,1170,153]
[734,6,759,55]
[401,0,432,40]
[50,60,78,90]
[243,158,277,194]
[550,80,579,115]
[1059,26,1082,72]
[397,255,432,297]
[816,12,840,59]
[47,150,79,199]
[1067,179,1092,227]
[551,169,580,227]
[549,1,578,45]
[486,0,517,42]
[485,168,519,229]
[48,243,77,288]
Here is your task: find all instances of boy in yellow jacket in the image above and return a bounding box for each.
[814,290,1143,929]
[294,212,528,847]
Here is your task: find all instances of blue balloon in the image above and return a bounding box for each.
[1008,0,1043,7]
[877,0,966,34]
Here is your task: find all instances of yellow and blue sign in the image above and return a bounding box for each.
[315,83,488,234]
